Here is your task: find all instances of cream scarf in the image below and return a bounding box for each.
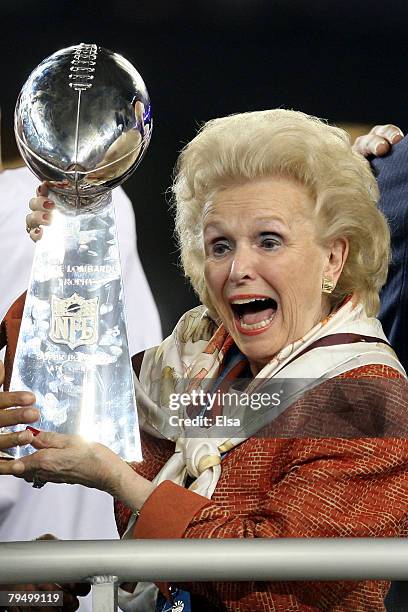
[133,298,403,499]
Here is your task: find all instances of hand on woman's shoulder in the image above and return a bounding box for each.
[352,124,404,158]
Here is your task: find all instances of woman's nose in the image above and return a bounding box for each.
[228,247,257,283]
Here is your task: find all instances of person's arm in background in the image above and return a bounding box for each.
[353,123,408,376]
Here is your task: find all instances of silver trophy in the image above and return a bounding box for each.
[8,43,151,460]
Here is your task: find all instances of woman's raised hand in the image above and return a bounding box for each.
[352,124,404,158]
[26,182,55,242]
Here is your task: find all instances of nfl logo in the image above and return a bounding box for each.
[50,293,99,350]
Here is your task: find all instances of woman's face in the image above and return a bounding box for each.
[203,176,347,374]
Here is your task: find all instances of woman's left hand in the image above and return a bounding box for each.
[6,431,124,494]
[4,431,155,511]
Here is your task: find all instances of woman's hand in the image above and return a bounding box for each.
[7,431,124,492]
[0,362,38,462]
[4,431,155,511]
[26,183,55,242]
[352,124,404,158]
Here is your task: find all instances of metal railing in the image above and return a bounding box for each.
[0,538,407,610]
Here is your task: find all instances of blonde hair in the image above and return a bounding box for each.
[172,109,389,316]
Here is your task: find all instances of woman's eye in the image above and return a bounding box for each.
[211,240,231,256]
[260,234,282,250]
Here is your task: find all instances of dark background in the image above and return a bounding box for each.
[1,0,406,336]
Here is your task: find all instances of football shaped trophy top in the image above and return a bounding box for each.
[15,43,151,207]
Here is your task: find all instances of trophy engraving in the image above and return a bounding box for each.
[7,44,152,460]
[50,294,99,349]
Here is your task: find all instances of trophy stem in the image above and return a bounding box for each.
[9,192,142,461]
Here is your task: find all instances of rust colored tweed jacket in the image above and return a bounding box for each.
[3,295,408,612]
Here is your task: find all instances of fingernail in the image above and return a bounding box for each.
[391,130,404,143]
[26,426,40,436]
[374,141,385,155]
[43,201,54,210]
[42,213,50,221]
[18,392,35,405]
[34,228,41,235]
[23,409,38,420]
[11,461,25,475]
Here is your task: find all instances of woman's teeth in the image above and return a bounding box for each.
[239,313,275,330]
[231,297,270,305]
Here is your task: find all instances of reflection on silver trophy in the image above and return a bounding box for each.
[8,43,152,460]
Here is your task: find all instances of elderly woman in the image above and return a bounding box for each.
[1,109,408,611]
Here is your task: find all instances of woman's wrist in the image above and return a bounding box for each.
[107,454,155,513]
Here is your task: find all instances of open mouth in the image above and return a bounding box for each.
[230,296,278,333]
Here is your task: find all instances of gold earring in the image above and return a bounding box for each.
[322,277,335,294]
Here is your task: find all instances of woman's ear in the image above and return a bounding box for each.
[325,238,349,286]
